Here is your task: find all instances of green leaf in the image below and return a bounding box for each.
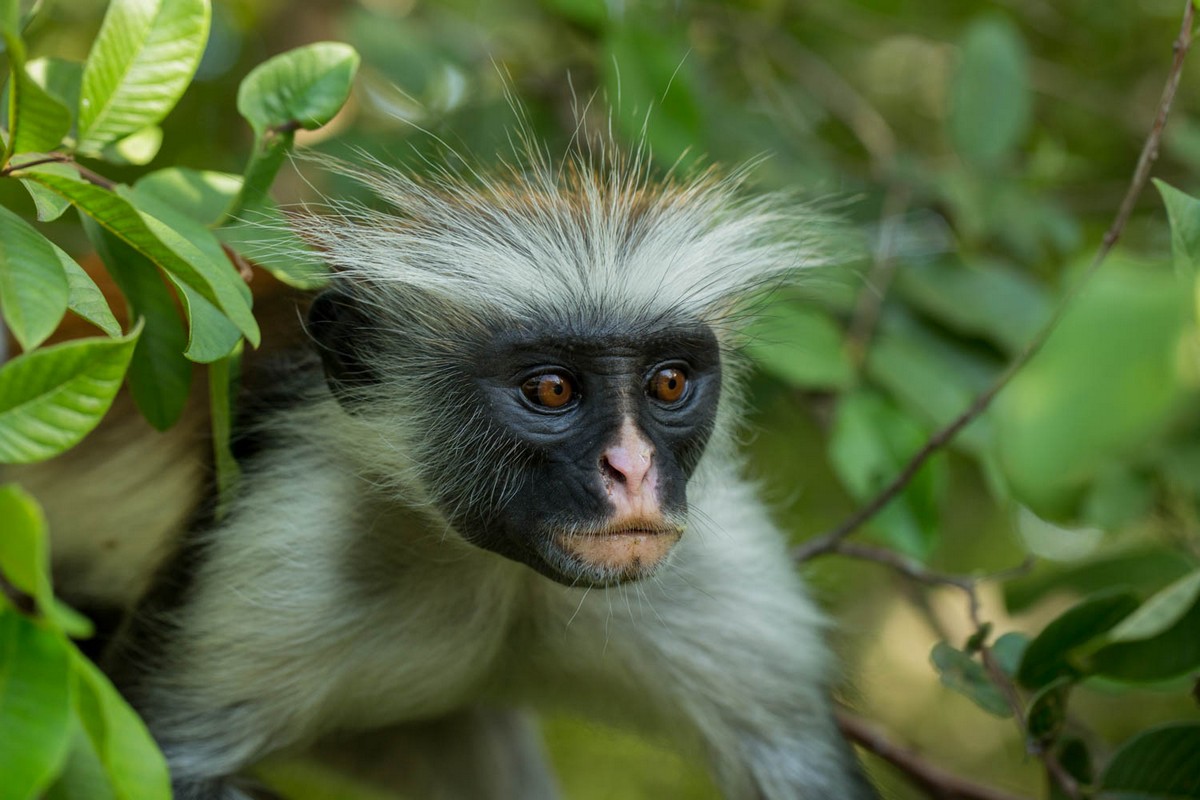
[1050,738,1093,800]
[929,641,1012,718]
[1004,548,1194,614]
[1090,593,1200,684]
[828,389,945,558]
[864,317,995,454]
[83,216,191,430]
[1155,179,1200,284]
[990,631,1030,677]
[77,0,211,155]
[236,41,360,137]
[125,181,244,362]
[19,167,259,345]
[0,485,89,637]
[893,258,1051,354]
[2,31,72,159]
[20,176,73,221]
[71,650,171,800]
[0,204,70,350]
[98,125,163,166]
[0,610,73,800]
[1107,570,1200,643]
[26,58,84,123]
[60,258,122,338]
[43,721,117,800]
[0,326,140,463]
[1016,589,1140,689]
[744,304,853,390]
[995,261,1184,519]
[134,167,240,225]
[0,484,53,611]
[948,16,1031,167]
[1098,723,1200,799]
[218,205,329,289]
[1026,677,1071,745]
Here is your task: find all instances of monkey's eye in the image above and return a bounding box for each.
[521,372,577,410]
[647,366,688,405]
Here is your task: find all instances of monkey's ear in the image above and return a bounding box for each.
[306,289,381,407]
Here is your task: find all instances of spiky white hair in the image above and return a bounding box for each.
[298,151,833,334]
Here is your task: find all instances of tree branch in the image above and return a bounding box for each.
[837,711,1031,800]
[793,0,1197,564]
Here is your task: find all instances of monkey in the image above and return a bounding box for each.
[48,150,879,800]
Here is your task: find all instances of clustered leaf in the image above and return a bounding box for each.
[0,486,169,800]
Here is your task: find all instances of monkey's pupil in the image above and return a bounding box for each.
[652,368,686,403]
[523,373,574,408]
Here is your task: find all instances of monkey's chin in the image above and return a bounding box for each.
[547,524,683,587]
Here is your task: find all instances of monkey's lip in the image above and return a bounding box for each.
[552,522,683,579]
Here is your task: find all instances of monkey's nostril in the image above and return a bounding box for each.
[600,455,628,484]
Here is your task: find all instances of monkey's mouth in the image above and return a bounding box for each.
[551,521,683,585]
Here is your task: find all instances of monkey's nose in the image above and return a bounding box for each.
[601,447,653,489]
[600,420,656,495]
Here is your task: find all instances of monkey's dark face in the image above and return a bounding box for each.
[446,322,721,586]
[308,290,721,587]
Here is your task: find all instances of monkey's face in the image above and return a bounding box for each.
[308,290,721,587]
[438,321,721,586]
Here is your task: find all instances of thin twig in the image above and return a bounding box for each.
[837,711,1031,800]
[793,0,1197,563]
[1,152,118,190]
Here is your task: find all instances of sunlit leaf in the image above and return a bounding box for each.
[77,0,211,154]
[83,216,191,431]
[134,167,240,224]
[0,483,53,609]
[236,41,359,136]
[60,258,121,338]
[98,125,163,165]
[72,650,170,800]
[0,205,70,351]
[19,167,259,345]
[0,610,73,799]
[2,30,72,158]
[43,721,117,800]
[0,326,140,462]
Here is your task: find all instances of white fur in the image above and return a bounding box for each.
[120,161,871,799]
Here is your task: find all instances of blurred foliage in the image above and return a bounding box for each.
[3,0,1200,798]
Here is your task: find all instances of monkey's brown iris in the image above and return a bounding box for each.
[522,373,575,408]
[649,367,687,403]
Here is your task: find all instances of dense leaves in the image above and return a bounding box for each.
[2,0,1200,798]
